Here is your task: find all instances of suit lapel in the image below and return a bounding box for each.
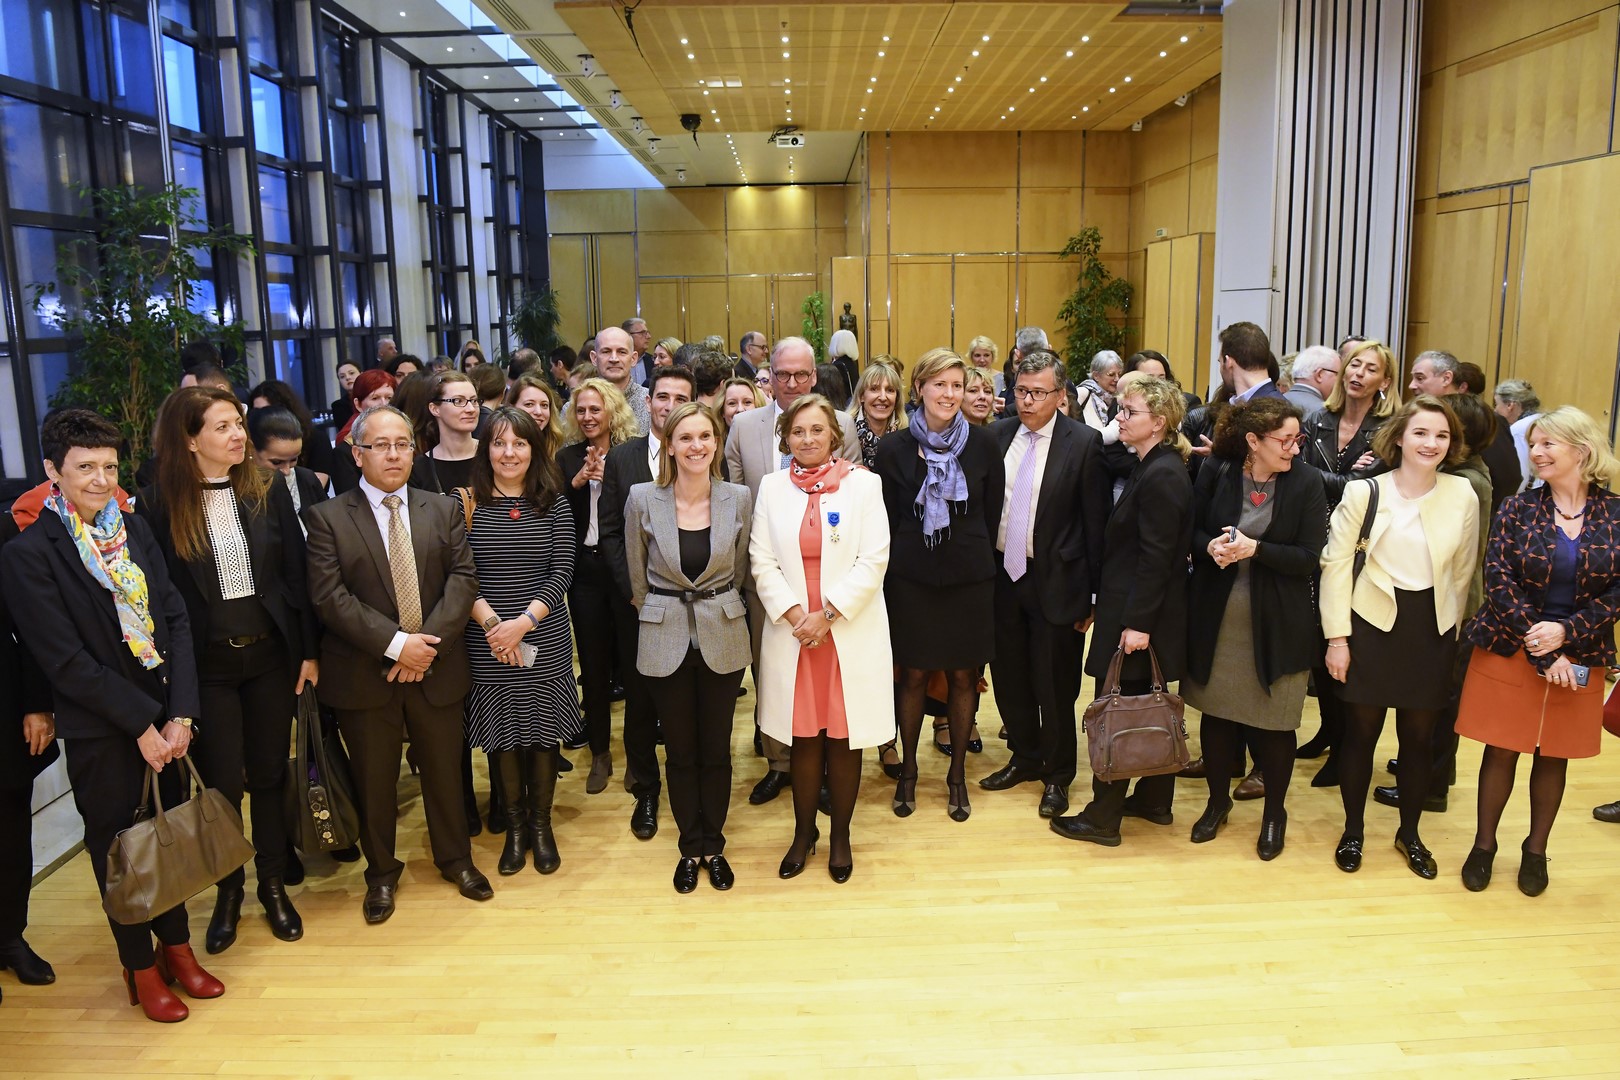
[1032,420,1066,534]
[755,409,778,473]
[346,488,398,609]
[408,487,438,583]
[648,485,686,585]
[699,483,733,584]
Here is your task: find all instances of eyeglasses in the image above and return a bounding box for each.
[437,396,477,408]
[774,370,813,386]
[1116,406,1145,420]
[1262,433,1307,450]
[355,440,416,455]
[1013,387,1056,402]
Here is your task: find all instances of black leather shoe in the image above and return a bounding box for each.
[630,792,659,840]
[779,829,819,879]
[748,770,791,805]
[704,854,735,891]
[1334,833,1364,873]
[1461,845,1495,892]
[1593,800,1620,823]
[1178,756,1208,778]
[443,867,494,901]
[205,886,244,954]
[465,807,482,838]
[1394,834,1438,880]
[1517,842,1549,896]
[610,682,626,702]
[1256,818,1286,861]
[1311,755,1341,787]
[1038,783,1069,818]
[256,879,304,942]
[1386,757,1400,774]
[362,884,396,924]
[978,762,1043,790]
[828,860,853,884]
[1049,814,1122,847]
[1373,784,1448,812]
[1121,796,1173,826]
[1190,799,1232,843]
[1295,731,1330,759]
[0,937,55,985]
[673,856,701,894]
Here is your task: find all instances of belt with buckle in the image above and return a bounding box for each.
[222,633,272,649]
[650,585,733,603]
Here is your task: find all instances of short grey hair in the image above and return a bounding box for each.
[1292,344,1339,381]
[377,336,396,349]
[1014,350,1064,382]
[351,404,412,448]
[739,330,764,354]
[620,317,647,334]
[1415,349,1459,376]
[1090,350,1124,377]
[771,336,814,367]
[1013,326,1049,356]
[1494,378,1540,412]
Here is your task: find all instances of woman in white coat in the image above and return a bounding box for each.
[751,395,893,883]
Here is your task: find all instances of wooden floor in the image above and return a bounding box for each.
[10,675,1620,1079]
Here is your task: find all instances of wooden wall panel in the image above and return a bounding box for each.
[1188,157,1218,234]
[1414,69,1448,201]
[638,231,727,279]
[953,259,1013,356]
[1022,132,1085,187]
[730,229,817,276]
[1085,190,1132,253]
[728,277,769,344]
[888,132,1018,188]
[636,189,726,234]
[548,236,591,352]
[1142,241,1173,353]
[1190,82,1221,160]
[1167,234,1207,384]
[1132,105,1193,186]
[1423,0,1615,73]
[892,259,953,365]
[1084,132,1133,187]
[1141,168,1192,244]
[687,279,730,346]
[725,186,818,231]
[597,235,638,332]
[546,190,634,234]
[638,281,681,344]
[890,189,1017,253]
[1017,258,1073,343]
[1423,204,1505,370]
[1022,189,1083,252]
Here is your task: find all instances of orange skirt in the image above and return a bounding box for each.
[1456,647,1604,759]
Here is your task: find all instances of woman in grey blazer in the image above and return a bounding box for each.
[625,402,754,894]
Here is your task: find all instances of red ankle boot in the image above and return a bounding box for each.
[156,943,225,999]
[125,966,188,1022]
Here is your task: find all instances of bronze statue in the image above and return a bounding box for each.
[838,302,857,334]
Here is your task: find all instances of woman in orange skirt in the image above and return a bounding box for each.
[1456,406,1620,896]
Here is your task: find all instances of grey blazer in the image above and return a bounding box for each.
[625,479,754,678]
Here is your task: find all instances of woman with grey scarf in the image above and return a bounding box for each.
[1074,350,1124,433]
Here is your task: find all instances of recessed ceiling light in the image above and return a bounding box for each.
[1066,50,1074,57]
[1082,105,1089,111]
[483,74,490,79]
[703,89,709,95]
[982,35,990,42]
[785,78,792,83]
[933,106,940,112]
[398,10,406,16]
[1108,87,1115,93]
[1040,76,1047,82]
[687,53,695,60]
[782,35,790,43]
[1081,35,1090,42]
[680,37,688,45]
[860,107,866,112]
[782,51,790,58]
[445,46,454,52]
[878,51,885,57]
[999,114,1005,120]
[947,87,954,92]
[1028,87,1035,93]
[1008,105,1015,111]
[866,87,873,93]
[514,97,519,102]
[1180,35,1189,42]
[883,35,890,42]
[1160,50,1168,57]
[954,75,962,82]
[785,88,791,94]
[971,49,979,57]
[1124,75,1132,82]
[1071,114,1077,119]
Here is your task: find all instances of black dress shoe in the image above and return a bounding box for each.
[0,937,55,985]
[256,879,304,942]
[1256,818,1286,861]
[673,856,701,894]
[1295,730,1331,759]
[1049,814,1122,847]
[465,808,482,838]
[205,886,244,955]
[1310,755,1341,787]
[630,793,659,840]
[1386,757,1399,774]
[610,682,626,702]
[828,860,853,884]
[442,867,495,901]
[779,829,819,879]
[331,843,362,863]
[748,770,791,805]
[1038,783,1069,818]
[1190,799,1232,843]
[1120,795,1173,826]
[1461,845,1495,892]
[979,762,1043,790]
[1373,784,1448,812]
[362,884,396,924]
[704,854,735,891]
[1517,841,1549,896]
[1394,834,1438,880]
[1334,833,1364,873]
[1593,800,1620,823]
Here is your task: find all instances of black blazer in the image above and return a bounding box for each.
[137,477,319,672]
[330,439,361,495]
[1481,422,1522,516]
[556,441,596,551]
[1085,442,1195,684]
[874,422,1005,587]
[597,435,655,601]
[0,513,58,788]
[1300,407,1390,510]
[0,510,201,740]
[1185,459,1327,688]
[988,413,1111,624]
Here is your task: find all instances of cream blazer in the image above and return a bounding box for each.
[749,468,895,749]
[1320,471,1480,639]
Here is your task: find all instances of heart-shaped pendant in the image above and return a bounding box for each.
[1249,491,1268,507]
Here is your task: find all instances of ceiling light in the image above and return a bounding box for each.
[866,87,873,93]
[982,35,990,41]
[785,78,791,83]
[954,75,962,82]
[1028,87,1034,93]
[782,51,790,58]
[860,107,866,112]
[785,88,791,94]
[883,35,891,42]
[1160,50,1168,57]
[1108,87,1115,93]
[1008,105,1015,111]
[1181,35,1189,42]
[1040,76,1047,82]
[933,106,940,112]
[1125,75,1132,82]
[703,89,709,95]
[399,10,406,16]
[999,114,1005,120]
[1071,114,1077,119]
[870,77,877,82]
[687,53,695,60]
[483,74,490,80]
[445,46,454,52]
[680,37,688,45]
[1082,106,1089,112]
[513,97,520,102]
[947,87,954,92]
[1066,50,1074,57]
[1081,35,1090,42]
[971,49,979,57]
[878,51,885,57]
[781,35,789,43]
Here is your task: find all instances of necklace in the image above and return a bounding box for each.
[1246,474,1275,507]
[1554,501,1586,521]
[494,486,524,519]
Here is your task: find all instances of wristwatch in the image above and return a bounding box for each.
[482,614,501,631]
[171,716,199,734]
[823,606,839,623]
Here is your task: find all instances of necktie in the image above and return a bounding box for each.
[1003,429,1040,582]
[382,494,423,633]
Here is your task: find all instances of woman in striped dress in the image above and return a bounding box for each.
[453,406,582,876]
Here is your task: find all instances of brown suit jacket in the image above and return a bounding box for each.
[303,485,478,709]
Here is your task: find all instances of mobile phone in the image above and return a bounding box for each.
[1570,664,1591,688]
[1225,526,1238,544]
[518,643,539,668]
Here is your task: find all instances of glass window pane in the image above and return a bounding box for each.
[0,0,82,95]
[264,253,300,330]
[328,110,357,178]
[159,0,197,30]
[12,226,94,339]
[162,36,201,131]
[242,0,281,70]
[320,28,346,105]
[122,124,166,193]
[0,96,91,216]
[171,141,208,225]
[333,187,358,253]
[185,246,218,320]
[340,262,364,327]
[270,338,305,400]
[110,15,157,116]
[257,166,291,244]
[27,350,74,429]
[251,74,286,158]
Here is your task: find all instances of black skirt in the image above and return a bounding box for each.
[885,574,995,670]
[1341,588,1459,711]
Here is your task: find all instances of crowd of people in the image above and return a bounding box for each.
[2,316,1618,1023]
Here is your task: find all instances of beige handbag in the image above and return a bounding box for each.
[1082,646,1191,783]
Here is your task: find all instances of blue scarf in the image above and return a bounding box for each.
[912,411,970,547]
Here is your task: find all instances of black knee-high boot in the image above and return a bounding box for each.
[526,748,561,874]
[494,751,527,875]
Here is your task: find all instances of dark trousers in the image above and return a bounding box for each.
[649,648,742,858]
[1079,676,1177,830]
[0,784,34,940]
[612,589,662,797]
[337,684,473,888]
[64,735,190,969]
[989,564,1084,787]
[570,547,619,756]
[194,636,293,886]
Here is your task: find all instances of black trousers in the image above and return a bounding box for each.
[648,648,742,858]
[570,547,619,756]
[612,587,662,797]
[193,636,294,887]
[1079,676,1177,830]
[336,683,473,888]
[64,735,190,969]
[989,564,1084,787]
[0,784,34,940]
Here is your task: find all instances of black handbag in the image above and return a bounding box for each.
[1082,646,1191,783]
[283,689,362,852]
[1352,477,1380,582]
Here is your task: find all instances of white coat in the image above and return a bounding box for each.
[749,466,895,749]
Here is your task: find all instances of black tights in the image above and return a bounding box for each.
[1474,746,1567,856]
[897,668,977,786]
[1200,715,1294,822]
[1339,703,1442,840]
[787,734,861,867]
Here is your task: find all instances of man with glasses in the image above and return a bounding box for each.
[979,352,1112,818]
[1284,345,1340,417]
[736,331,768,381]
[623,318,656,388]
[304,405,491,925]
[724,338,861,803]
[595,326,652,434]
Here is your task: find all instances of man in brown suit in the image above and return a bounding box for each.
[304,405,491,923]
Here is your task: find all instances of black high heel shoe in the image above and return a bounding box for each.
[892,772,917,818]
[879,741,902,780]
[828,859,853,884]
[1256,817,1286,861]
[778,828,820,879]
[947,779,971,822]
[1189,799,1232,844]
[966,723,984,754]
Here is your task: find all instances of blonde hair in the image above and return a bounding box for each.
[965,335,999,365]
[962,366,996,425]
[656,402,724,485]
[853,363,908,431]
[1120,375,1191,462]
[1528,406,1620,489]
[1325,340,1401,417]
[909,347,967,407]
[564,377,637,447]
[655,336,683,360]
[775,394,844,455]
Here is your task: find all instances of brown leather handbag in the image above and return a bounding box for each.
[102,757,255,926]
[1082,646,1191,783]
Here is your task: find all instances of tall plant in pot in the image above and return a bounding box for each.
[800,290,828,361]
[30,183,252,483]
[508,286,565,360]
[1054,226,1132,383]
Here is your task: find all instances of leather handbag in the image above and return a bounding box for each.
[1082,646,1191,783]
[103,757,255,926]
[283,689,362,853]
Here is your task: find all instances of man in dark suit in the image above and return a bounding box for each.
[597,365,695,841]
[624,317,656,388]
[735,331,766,380]
[303,404,490,924]
[1219,321,1287,404]
[979,351,1112,818]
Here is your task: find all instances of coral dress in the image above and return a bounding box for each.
[791,493,849,739]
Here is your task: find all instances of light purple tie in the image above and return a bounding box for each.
[1003,429,1039,581]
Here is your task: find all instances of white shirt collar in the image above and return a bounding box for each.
[1023,411,1060,439]
[358,476,408,508]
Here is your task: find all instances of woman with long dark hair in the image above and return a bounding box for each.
[248,378,336,486]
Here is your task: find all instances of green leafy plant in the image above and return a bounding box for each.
[507,286,565,362]
[800,290,828,360]
[30,183,252,483]
[1054,226,1132,382]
